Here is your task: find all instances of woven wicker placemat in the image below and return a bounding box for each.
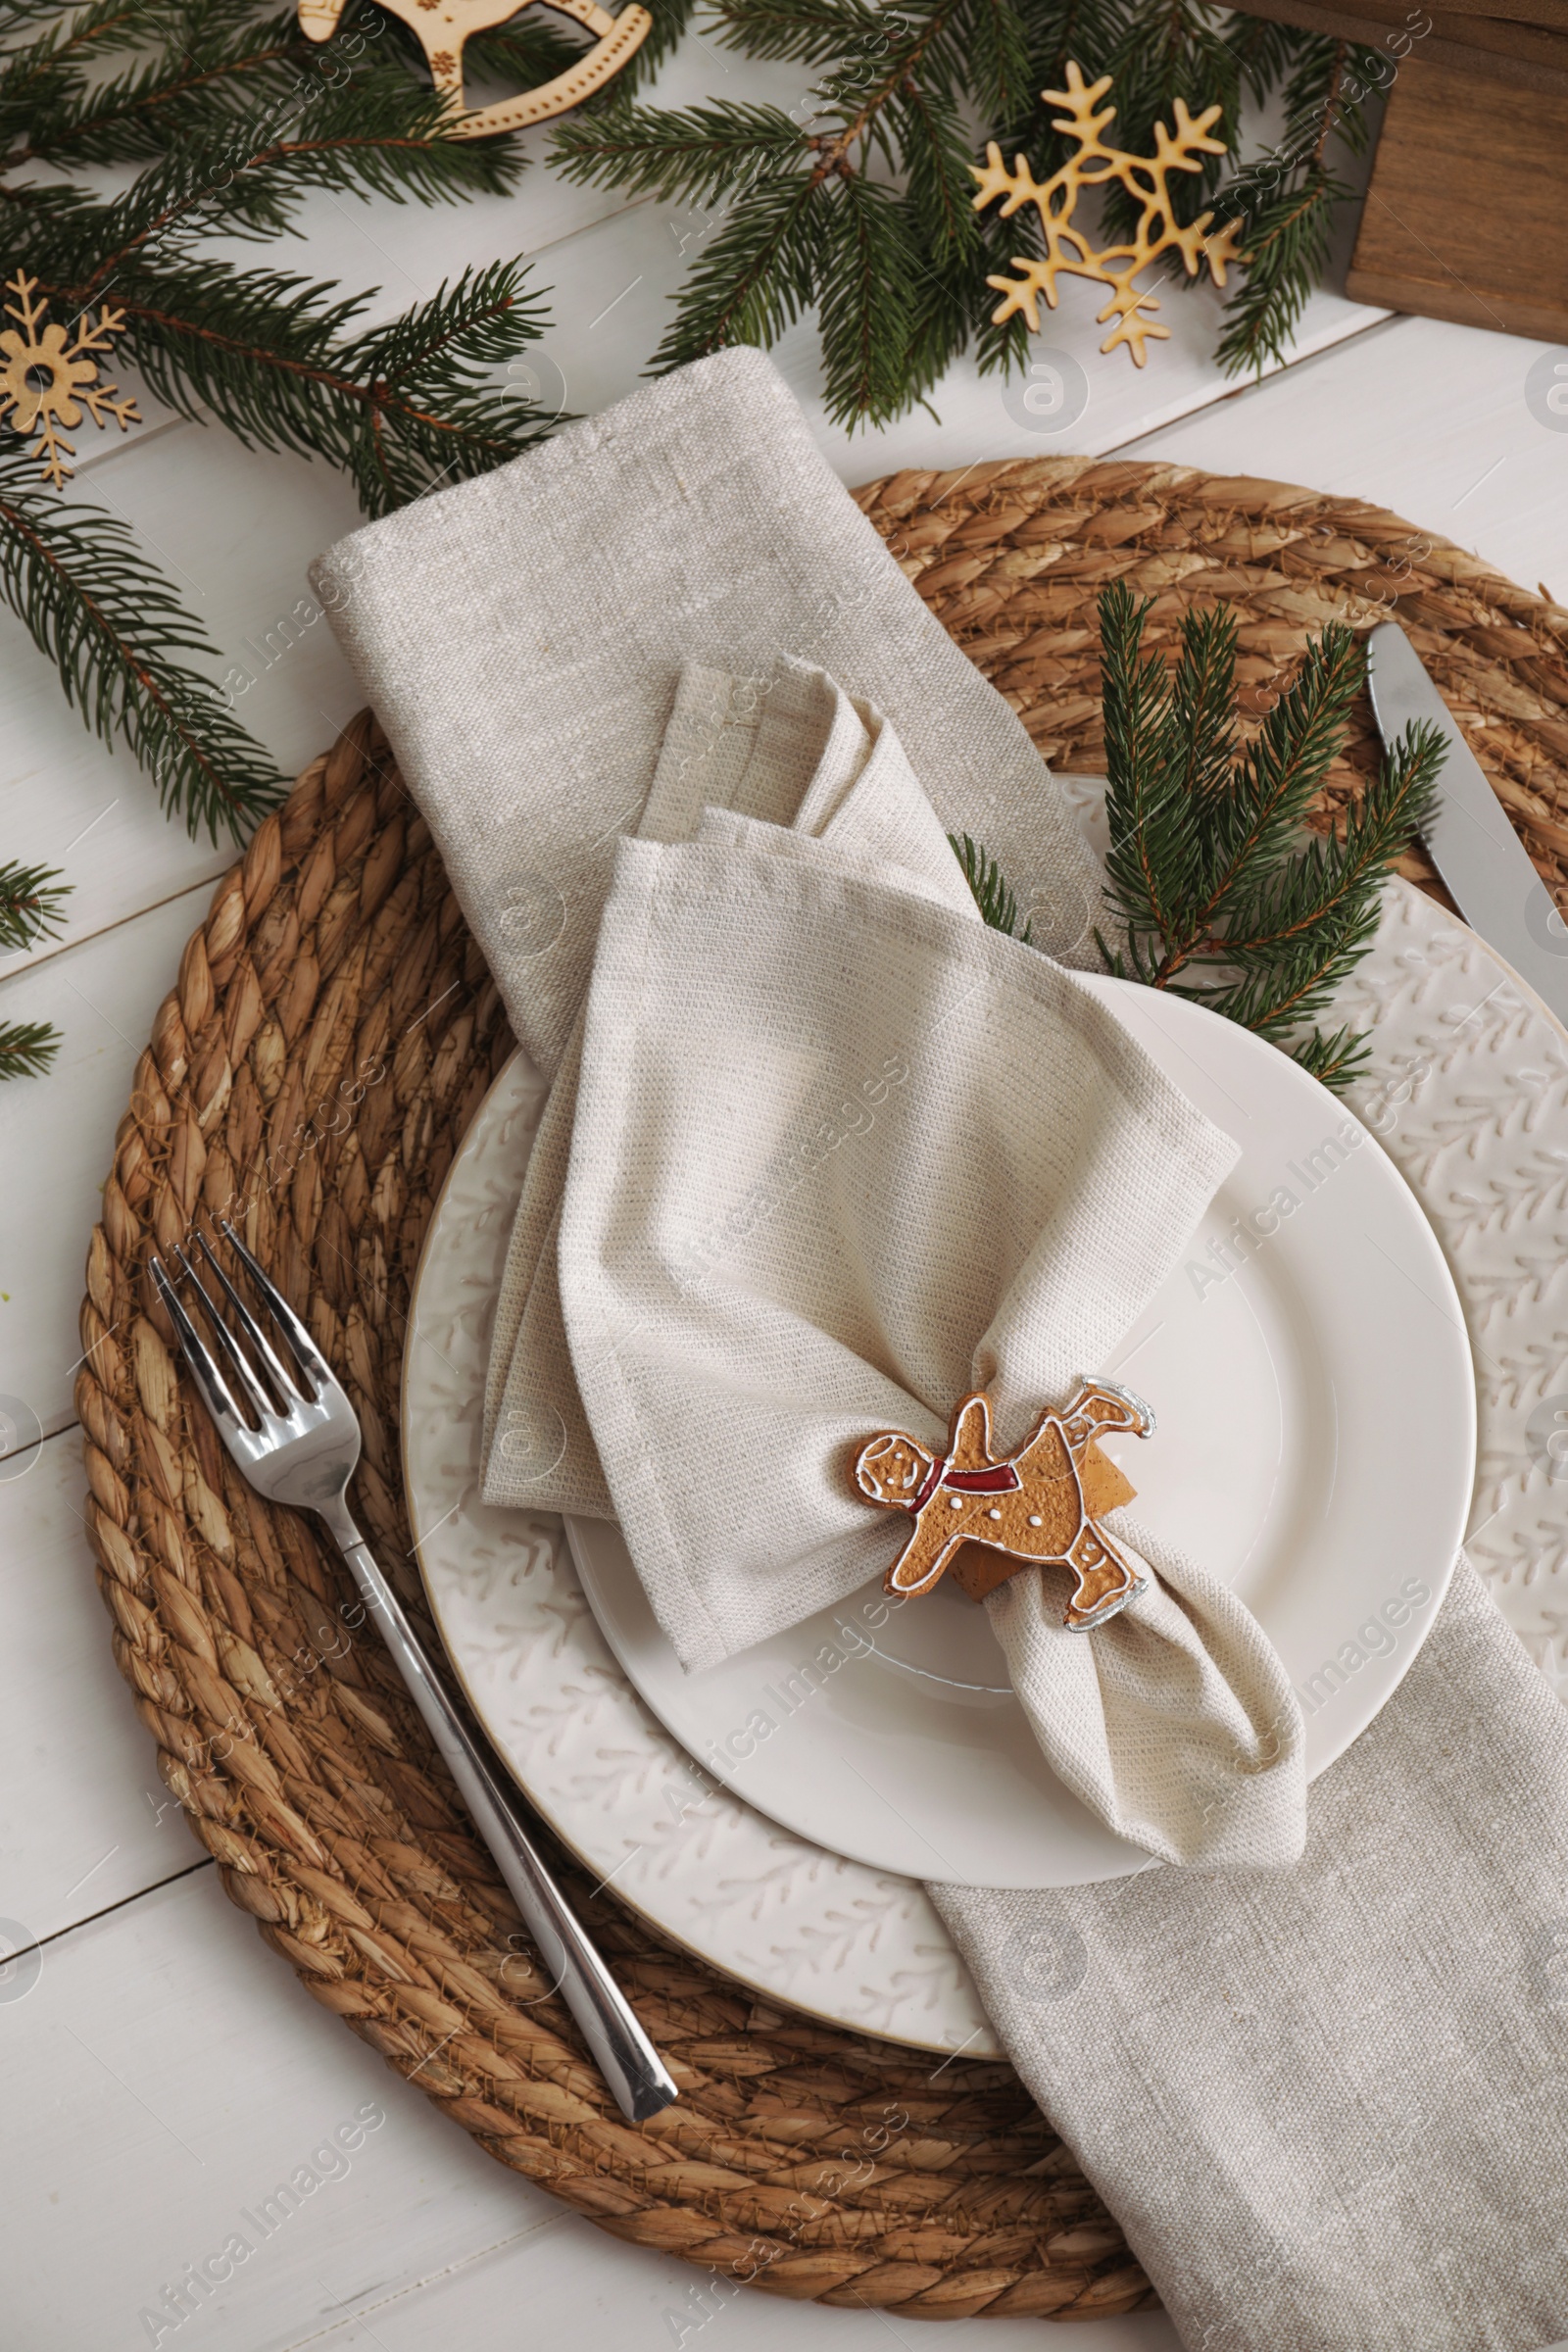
[78,459,1568,2327]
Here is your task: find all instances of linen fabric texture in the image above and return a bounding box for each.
[480,657,968,1511]
[477,653,1305,1868]
[309,344,1103,1088]
[935,1557,1568,2352]
[558,751,1309,1869]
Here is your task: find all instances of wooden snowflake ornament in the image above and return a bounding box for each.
[972,62,1247,367]
[854,1378,1154,1630]
[0,274,139,487]
[297,0,651,137]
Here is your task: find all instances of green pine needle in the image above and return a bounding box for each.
[0,1019,64,1080]
[0,858,71,955]
[1,0,567,1076]
[951,831,1032,941]
[552,0,1381,426]
[1096,582,1444,1090]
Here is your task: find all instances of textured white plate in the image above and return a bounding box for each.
[564,972,1475,1886]
[403,806,1568,2050]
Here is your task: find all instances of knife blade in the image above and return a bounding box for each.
[1366,620,1568,1028]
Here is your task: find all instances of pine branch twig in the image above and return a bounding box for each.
[0,1018,64,1079]
[951,830,1032,939]
[1,0,571,1071]
[1095,582,1444,1088]
[0,857,70,952]
[0,448,284,840]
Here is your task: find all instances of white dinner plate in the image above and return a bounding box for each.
[404,837,1559,2045]
[561,971,1475,1886]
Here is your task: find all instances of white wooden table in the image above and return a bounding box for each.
[4,34,1566,2349]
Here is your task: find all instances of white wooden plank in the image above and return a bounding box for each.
[0,1869,1180,2352]
[0,1431,195,1944]
[0,884,212,1449]
[1120,312,1568,602]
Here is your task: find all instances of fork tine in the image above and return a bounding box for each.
[219,1218,333,1396]
[172,1244,275,1423]
[192,1230,302,1405]
[151,1256,250,1432]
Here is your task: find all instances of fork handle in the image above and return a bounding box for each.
[329,1521,678,2122]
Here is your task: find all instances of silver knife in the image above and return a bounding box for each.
[1366,620,1568,1028]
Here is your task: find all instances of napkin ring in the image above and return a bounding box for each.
[854,1380,1153,1630]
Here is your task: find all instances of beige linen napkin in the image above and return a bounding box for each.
[557,821,1306,1869]
[480,658,970,1511]
[310,345,1103,1088]
[935,1557,1568,2351]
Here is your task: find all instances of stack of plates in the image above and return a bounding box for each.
[403,851,1498,2056]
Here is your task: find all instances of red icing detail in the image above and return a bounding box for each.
[943,1463,1021,1494]
[912,1454,947,1509]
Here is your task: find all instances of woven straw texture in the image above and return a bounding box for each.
[78,459,1568,2327]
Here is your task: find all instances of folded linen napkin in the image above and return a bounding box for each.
[935,1557,1568,2352]
[474,655,1303,1866]
[479,658,972,1511]
[556,813,1306,1868]
[310,345,1103,1088]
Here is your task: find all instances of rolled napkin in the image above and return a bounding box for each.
[935,1557,1568,2351]
[310,345,1104,1087]
[557,818,1307,1867]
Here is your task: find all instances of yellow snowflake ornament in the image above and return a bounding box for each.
[0,272,140,487]
[972,62,1248,368]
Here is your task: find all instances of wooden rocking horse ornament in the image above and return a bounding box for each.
[298,0,652,139]
[854,1378,1154,1630]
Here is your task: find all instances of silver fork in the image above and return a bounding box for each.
[150,1220,677,2123]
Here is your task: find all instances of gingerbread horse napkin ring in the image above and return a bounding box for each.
[854,1380,1153,1630]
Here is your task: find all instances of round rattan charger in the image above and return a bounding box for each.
[77,460,1568,2326]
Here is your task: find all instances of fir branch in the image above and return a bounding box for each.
[0,447,283,841]
[1097,584,1444,1089]
[1098,580,1193,973]
[4,1,298,169]
[817,172,922,426]
[0,1018,63,1080]
[552,0,998,420]
[1212,33,1386,376]
[0,858,70,953]
[1185,615,1365,955]
[1201,717,1443,985]
[552,0,1376,423]
[951,830,1032,940]
[648,151,826,362]
[551,94,808,212]
[24,82,523,283]
[1102,0,1240,239]
[1,0,578,1086]
[28,257,556,515]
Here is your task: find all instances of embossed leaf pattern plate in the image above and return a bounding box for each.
[402,781,1568,2053]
